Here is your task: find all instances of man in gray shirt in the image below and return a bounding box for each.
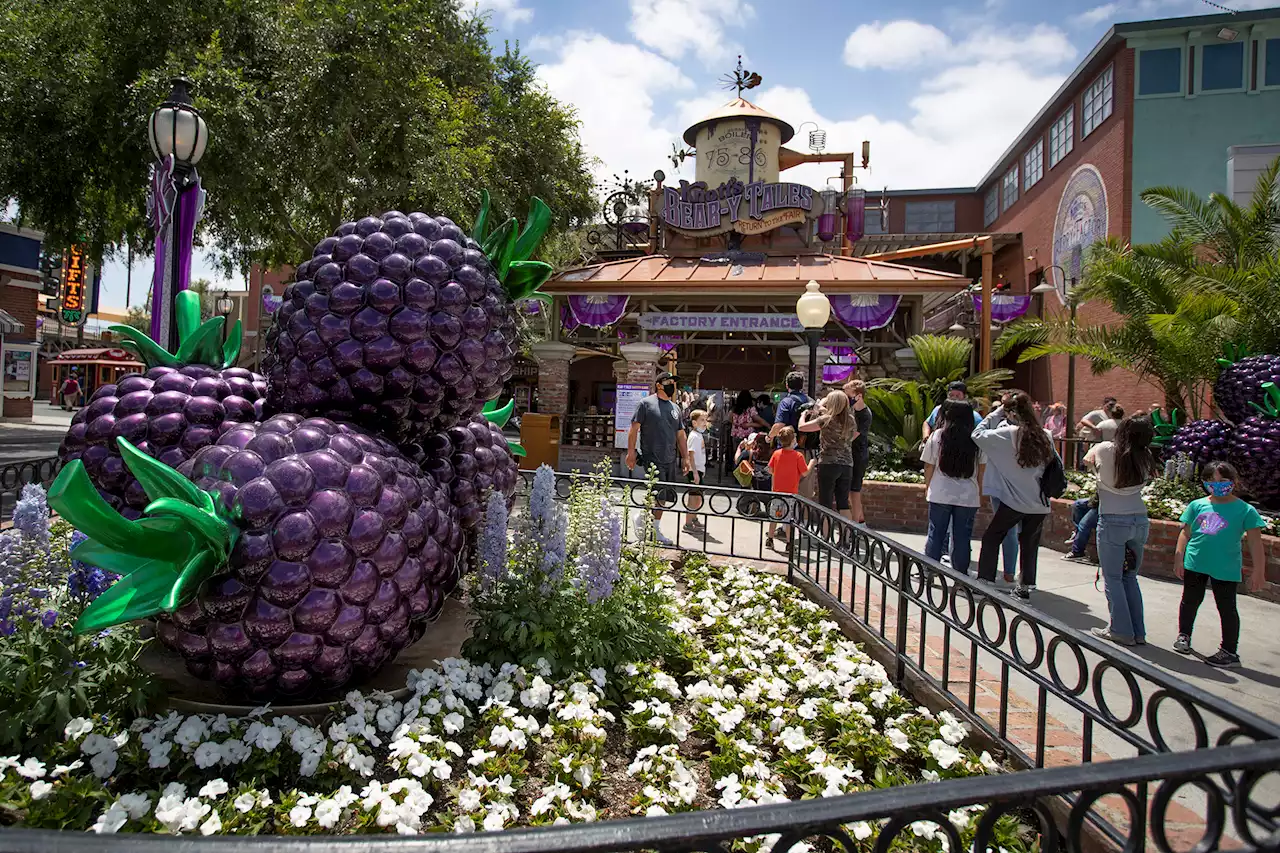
[626,371,689,546]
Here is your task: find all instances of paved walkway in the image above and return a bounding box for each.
[0,402,73,463]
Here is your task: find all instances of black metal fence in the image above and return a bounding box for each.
[0,455,62,523]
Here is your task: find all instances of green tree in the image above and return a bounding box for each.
[0,0,596,272]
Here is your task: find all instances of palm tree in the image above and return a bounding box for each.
[996,157,1280,417]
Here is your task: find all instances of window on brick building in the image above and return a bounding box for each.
[1138,47,1183,96]
[983,186,998,226]
[864,206,886,235]
[1049,108,1073,168]
[1001,167,1019,212]
[1200,41,1245,91]
[1023,140,1044,190]
[904,200,956,234]
[1082,65,1113,137]
[1267,38,1280,87]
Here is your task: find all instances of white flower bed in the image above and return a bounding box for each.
[0,558,1030,849]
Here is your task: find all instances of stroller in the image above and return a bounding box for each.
[732,434,773,518]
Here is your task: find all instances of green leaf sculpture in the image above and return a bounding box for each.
[1247,382,1280,418]
[109,289,243,370]
[471,195,554,305]
[47,438,239,633]
[482,398,526,458]
[1216,342,1251,370]
[1151,408,1181,447]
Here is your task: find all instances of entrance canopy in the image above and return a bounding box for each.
[546,253,971,298]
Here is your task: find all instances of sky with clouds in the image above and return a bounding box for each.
[96,0,1270,309]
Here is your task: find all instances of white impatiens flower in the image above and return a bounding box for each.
[64,718,93,741]
[442,713,465,735]
[51,760,83,778]
[251,725,282,752]
[198,779,229,799]
[776,726,811,753]
[457,788,482,812]
[927,739,963,770]
[193,742,223,769]
[200,812,222,835]
[91,803,129,834]
[886,728,911,752]
[233,793,256,813]
[28,780,53,800]
[118,793,152,820]
[289,804,313,827]
[314,799,342,828]
[90,750,119,779]
[16,758,46,779]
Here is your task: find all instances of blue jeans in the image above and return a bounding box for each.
[990,498,1019,579]
[925,503,979,575]
[1071,499,1099,555]
[1098,514,1149,642]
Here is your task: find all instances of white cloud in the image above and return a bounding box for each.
[628,0,755,64]
[842,20,951,70]
[468,0,533,28]
[954,25,1077,65]
[1073,3,1121,27]
[534,32,693,184]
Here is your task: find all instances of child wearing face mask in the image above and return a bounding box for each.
[1173,461,1267,668]
[683,410,709,536]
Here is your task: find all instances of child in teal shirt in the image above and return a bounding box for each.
[1173,461,1267,668]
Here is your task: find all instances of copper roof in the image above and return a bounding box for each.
[545,253,971,298]
[683,97,796,146]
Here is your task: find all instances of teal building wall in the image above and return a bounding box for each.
[1131,87,1280,244]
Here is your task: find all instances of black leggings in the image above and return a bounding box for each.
[817,463,852,511]
[977,502,1047,586]
[1178,570,1240,654]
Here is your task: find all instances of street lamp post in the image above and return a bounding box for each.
[795,280,832,398]
[1033,266,1078,457]
[147,78,209,352]
[215,291,234,346]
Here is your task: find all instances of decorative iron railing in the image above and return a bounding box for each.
[0,455,62,522]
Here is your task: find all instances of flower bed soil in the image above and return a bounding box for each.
[858,481,1280,602]
[0,557,1033,849]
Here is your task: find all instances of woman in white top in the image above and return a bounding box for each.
[971,392,1056,600]
[921,400,986,575]
[1084,415,1160,646]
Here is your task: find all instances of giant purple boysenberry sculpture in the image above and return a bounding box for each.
[1228,382,1280,508]
[1214,345,1280,425]
[262,195,553,444]
[409,410,520,530]
[50,415,463,698]
[1168,419,1235,471]
[58,291,266,517]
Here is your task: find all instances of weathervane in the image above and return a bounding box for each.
[719,55,762,96]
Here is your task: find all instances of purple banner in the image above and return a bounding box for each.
[560,304,580,333]
[830,294,901,330]
[821,345,859,384]
[568,294,629,329]
[175,178,204,299]
[972,294,1032,324]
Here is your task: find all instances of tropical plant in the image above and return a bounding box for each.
[863,382,932,459]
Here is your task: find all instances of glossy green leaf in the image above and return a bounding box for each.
[175,316,226,366]
[1248,381,1280,417]
[47,462,172,558]
[494,216,519,281]
[71,538,188,578]
[222,320,243,368]
[512,197,551,264]
[74,568,180,634]
[118,438,213,513]
[481,398,514,428]
[504,261,554,300]
[176,290,202,345]
[144,498,234,560]
[481,217,515,260]
[109,326,179,368]
[473,189,491,245]
[162,551,217,613]
[507,440,527,457]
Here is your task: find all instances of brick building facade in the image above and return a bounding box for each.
[0,223,45,419]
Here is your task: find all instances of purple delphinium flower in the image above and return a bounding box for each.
[529,465,567,578]
[12,484,50,550]
[576,497,623,604]
[478,491,509,591]
[40,609,57,629]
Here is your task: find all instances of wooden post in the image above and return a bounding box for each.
[841,155,855,257]
[979,237,993,373]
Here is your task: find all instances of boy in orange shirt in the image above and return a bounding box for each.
[768,426,808,547]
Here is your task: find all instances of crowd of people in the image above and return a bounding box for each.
[624,372,1267,668]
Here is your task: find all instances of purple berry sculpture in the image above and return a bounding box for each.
[262,194,554,444]
[1228,381,1280,508]
[49,414,464,698]
[58,290,267,518]
[1168,418,1235,470]
[1214,344,1280,425]
[408,400,522,531]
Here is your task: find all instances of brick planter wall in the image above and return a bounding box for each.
[860,481,1280,603]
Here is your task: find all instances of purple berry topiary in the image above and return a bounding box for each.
[1214,345,1280,425]
[1168,419,1235,471]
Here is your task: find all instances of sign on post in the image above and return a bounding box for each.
[59,245,88,326]
[614,384,650,450]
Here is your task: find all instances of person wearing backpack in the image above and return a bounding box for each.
[773,372,812,449]
[972,392,1057,600]
[1084,415,1161,646]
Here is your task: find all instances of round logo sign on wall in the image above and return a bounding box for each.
[1051,164,1108,304]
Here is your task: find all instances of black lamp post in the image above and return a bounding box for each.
[147,78,208,352]
[1033,266,1078,456]
[215,291,234,345]
[795,280,831,398]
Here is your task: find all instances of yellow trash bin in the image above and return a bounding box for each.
[519,413,560,471]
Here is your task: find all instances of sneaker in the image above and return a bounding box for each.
[1063,536,1078,547]
[654,529,675,547]
[1173,634,1192,655]
[1091,627,1136,647]
[1064,553,1092,564]
[1204,649,1241,668]
[1010,585,1031,600]
[940,555,951,565]
[1002,573,1016,583]
[682,519,705,533]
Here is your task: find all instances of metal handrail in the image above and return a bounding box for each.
[0,455,63,521]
